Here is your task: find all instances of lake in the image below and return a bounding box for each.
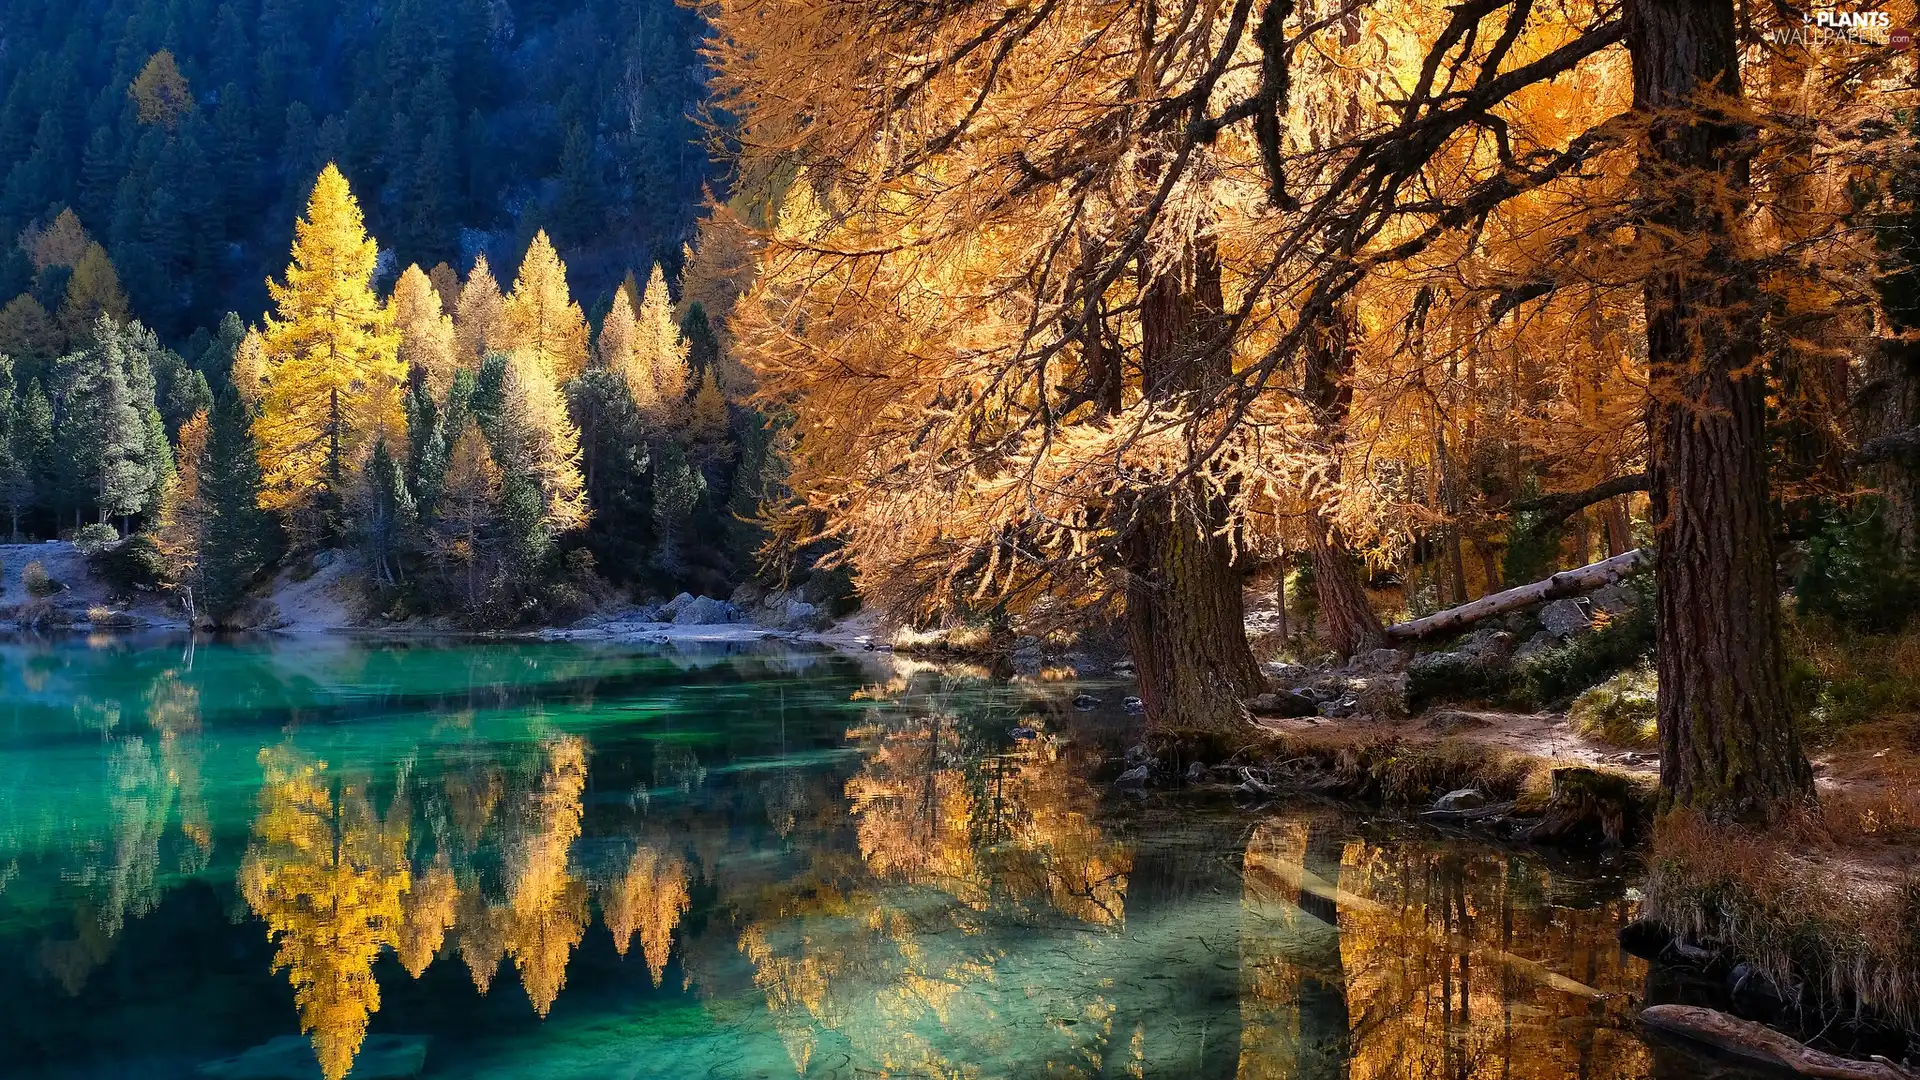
[0,634,1744,1079]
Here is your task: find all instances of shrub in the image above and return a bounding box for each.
[1568,663,1658,747]
[87,534,165,598]
[70,522,121,556]
[1795,500,1920,634]
[85,605,135,629]
[1516,577,1656,705]
[23,560,58,597]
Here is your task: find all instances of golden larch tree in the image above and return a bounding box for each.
[253,165,405,525]
[632,262,690,414]
[504,735,590,1017]
[129,50,192,128]
[238,748,409,1080]
[391,264,459,397]
[497,350,590,535]
[454,254,505,361]
[500,231,589,384]
[58,242,130,345]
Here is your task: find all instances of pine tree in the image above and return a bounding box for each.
[632,263,690,420]
[197,391,273,623]
[650,442,703,583]
[356,438,416,587]
[392,264,459,397]
[500,231,589,385]
[453,254,504,362]
[6,380,53,537]
[54,317,155,526]
[255,165,405,537]
[688,369,729,461]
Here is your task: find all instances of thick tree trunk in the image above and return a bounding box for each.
[1123,242,1263,730]
[1632,0,1812,819]
[1309,511,1382,657]
[1125,490,1264,730]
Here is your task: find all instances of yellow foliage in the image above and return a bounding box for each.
[128,50,192,128]
[454,254,505,361]
[253,165,405,519]
[391,264,460,397]
[500,231,589,385]
[503,734,590,1017]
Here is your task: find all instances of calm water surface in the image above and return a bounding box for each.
[0,635,1752,1079]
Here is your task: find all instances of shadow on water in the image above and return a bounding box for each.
[0,633,1781,1078]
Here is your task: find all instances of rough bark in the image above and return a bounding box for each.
[1310,511,1383,656]
[1123,242,1263,731]
[1632,0,1813,819]
[1384,547,1649,641]
[1640,1006,1918,1080]
[1124,492,1265,730]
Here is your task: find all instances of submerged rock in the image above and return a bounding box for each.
[1072,693,1102,710]
[1122,696,1145,714]
[1113,764,1153,788]
[197,1035,429,1080]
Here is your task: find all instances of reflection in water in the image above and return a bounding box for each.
[238,747,409,1080]
[0,638,1714,1080]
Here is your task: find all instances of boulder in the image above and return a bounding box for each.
[1319,695,1359,719]
[659,592,696,619]
[1246,690,1319,718]
[1263,661,1311,687]
[1513,630,1560,663]
[1590,582,1641,620]
[1351,673,1410,718]
[1347,648,1410,676]
[1122,696,1145,714]
[672,596,739,625]
[1113,765,1153,789]
[1539,598,1592,639]
[1457,629,1516,662]
[1433,788,1488,812]
[198,1035,429,1079]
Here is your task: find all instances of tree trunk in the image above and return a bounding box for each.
[1632,0,1812,819]
[1384,547,1649,641]
[1309,511,1382,656]
[1125,243,1263,730]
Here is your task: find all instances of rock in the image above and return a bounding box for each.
[1539,598,1592,639]
[198,1035,429,1079]
[1010,643,1044,676]
[1185,760,1208,783]
[1433,788,1488,812]
[1350,673,1409,718]
[1124,743,1154,765]
[1457,629,1515,661]
[1409,650,1473,679]
[1347,648,1410,676]
[672,596,739,625]
[660,592,696,619]
[1512,630,1560,663]
[1113,765,1153,789]
[1246,690,1319,718]
[1263,661,1310,686]
[1319,696,1359,719]
[1112,659,1136,677]
[1589,582,1641,620]
[1010,725,1038,740]
[311,549,337,569]
[1423,709,1491,734]
[1121,696,1145,714]
[1072,693,1102,711]
[1300,684,1341,703]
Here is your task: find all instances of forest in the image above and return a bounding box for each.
[2,0,1920,1067]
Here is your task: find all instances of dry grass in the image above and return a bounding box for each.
[1568,663,1658,748]
[889,624,1000,658]
[85,605,134,629]
[1646,808,1920,1030]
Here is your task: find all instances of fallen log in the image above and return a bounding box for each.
[1383,548,1650,641]
[1640,1005,1918,1080]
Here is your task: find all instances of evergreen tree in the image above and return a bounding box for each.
[53,317,155,527]
[681,302,720,382]
[197,390,273,624]
[492,350,588,545]
[356,437,415,587]
[650,441,703,583]
[435,419,501,609]
[6,380,54,538]
[255,165,405,537]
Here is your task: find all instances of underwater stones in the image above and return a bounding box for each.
[1122,696,1145,714]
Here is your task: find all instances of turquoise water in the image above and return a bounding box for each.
[0,634,1721,1078]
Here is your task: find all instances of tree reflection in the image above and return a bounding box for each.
[238,746,409,1080]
